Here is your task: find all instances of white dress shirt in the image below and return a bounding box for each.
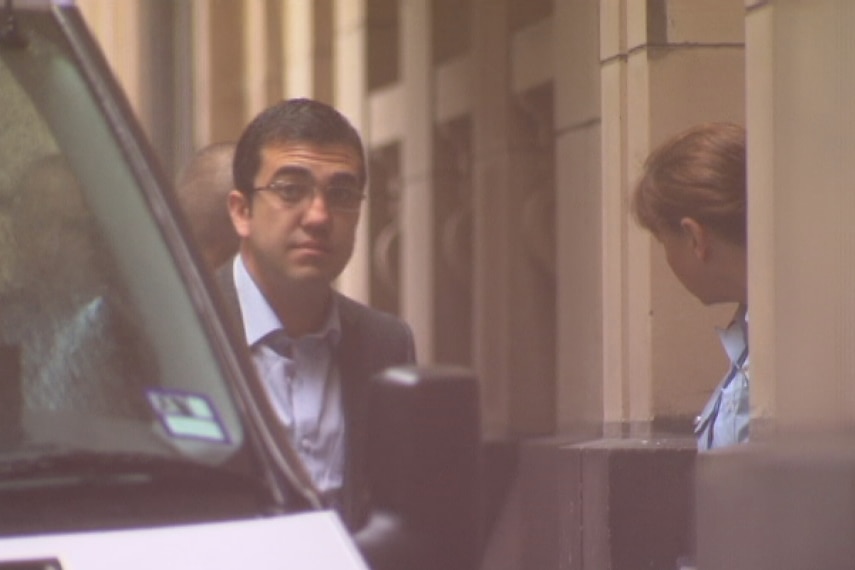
[233,256,345,492]
[694,305,750,451]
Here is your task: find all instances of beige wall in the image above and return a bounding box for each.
[78,0,852,441]
[599,0,746,432]
[695,4,855,567]
[748,0,855,435]
[76,3,855,565]
[554,0,602,435]
[76,0,145,129]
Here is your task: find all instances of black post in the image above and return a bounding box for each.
[366,364,482,570]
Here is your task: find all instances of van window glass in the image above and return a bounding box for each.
[0,11,251,487]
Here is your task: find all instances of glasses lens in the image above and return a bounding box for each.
[326,187,363,210]
[269,181,312,204]
[258,181,363,211]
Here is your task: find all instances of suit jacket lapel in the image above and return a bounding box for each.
[334,292,371,529]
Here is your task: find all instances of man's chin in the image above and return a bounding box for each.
[288,265,341,286]
[289,255,348,280]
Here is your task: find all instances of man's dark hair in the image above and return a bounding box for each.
[233,98,366,196]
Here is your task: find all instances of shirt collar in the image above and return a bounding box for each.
[716,303,748,365]
[232,255,342,347]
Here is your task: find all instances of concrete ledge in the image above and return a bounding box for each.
[481,436,696,570]
[564,437,697,570]
[696,438,855,570]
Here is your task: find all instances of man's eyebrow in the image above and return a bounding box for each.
[268,167,359,186]
[329,172,360,186]
[270,165,312,180]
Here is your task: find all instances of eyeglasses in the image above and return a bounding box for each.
[252,179,365,212]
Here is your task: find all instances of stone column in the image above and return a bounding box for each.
[764,0,855,433]
[76,0,145,125]
[744,0,775,432]
[471,0,556,436]
[333,0,371,302]
[285,0,334,103]
[399,0,436,361]
[363,1,404,321]
[192,0,247,145]
[243,0,283,119]
[603,0,745,435]
[77,0,188,174]
[553,0,603,436]
[698,3,855,565]
[312,0,335,104]
[283,0,315,98]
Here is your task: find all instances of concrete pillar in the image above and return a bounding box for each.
[283,0,315,98]
[764,0,855,433]
[471,0,556,436]
[243,0,283,119]
[362,2,404,325]
[697,4,855,561]
[400,0,435,362]
[312,0,335,104]
[432,0,474,369]
[602,0,745,434]
[333,0,371,303]
[554,0,603,436]
[284,0,335,104]
[471,0,514,435]
[77,0,188,174]
[173,2,196,172]
[77,0,144,125]
[744,0,775,432]
[192,0,247,145]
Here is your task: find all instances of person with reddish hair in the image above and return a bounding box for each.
[632,122,748,451]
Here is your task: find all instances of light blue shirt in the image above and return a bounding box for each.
[694,305,750,452]
[233,256,345,492]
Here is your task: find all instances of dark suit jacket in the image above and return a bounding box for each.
[214,260,416,530]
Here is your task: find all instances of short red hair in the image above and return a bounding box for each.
[632,122,746,246]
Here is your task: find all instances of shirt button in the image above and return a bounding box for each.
[300,437,311,451]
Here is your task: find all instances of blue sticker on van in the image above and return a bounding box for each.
[146,389,229,443]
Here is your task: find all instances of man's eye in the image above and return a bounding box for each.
[271,182,310,202]
[326,187,361,206]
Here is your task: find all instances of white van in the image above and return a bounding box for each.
[0,1,363,567]
[0,2,482,568]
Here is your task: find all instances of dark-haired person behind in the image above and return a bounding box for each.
[175,142,239,269]
[632,122,748,451]
[215,99,416,541]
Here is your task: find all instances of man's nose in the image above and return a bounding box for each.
[301,191,332,224]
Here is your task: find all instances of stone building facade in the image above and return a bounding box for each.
[77,1,855,567]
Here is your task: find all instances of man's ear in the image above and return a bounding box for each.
[227,190,252,238]
[680,217,709,261]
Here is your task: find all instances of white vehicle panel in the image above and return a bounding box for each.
[0,511,369,569]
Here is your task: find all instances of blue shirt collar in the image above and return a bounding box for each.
[232,255,342,348]
[716,303,748,366]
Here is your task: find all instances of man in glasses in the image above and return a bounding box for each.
[218,98,416,530]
